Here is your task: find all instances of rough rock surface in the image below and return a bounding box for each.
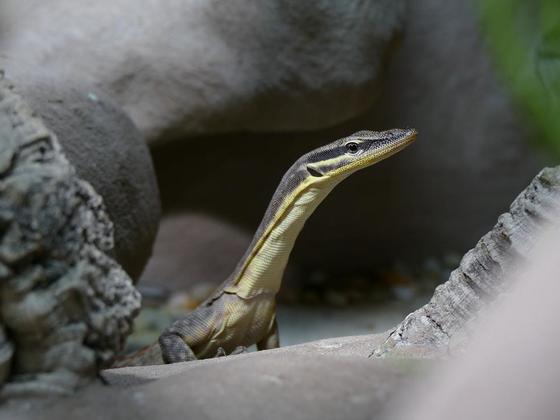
[373,166,560,358]
[0,0,406,144]
[0,75,141,395]
[2,334,426,420]
[0,61,161,280]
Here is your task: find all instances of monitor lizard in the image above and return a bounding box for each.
[113,128,417,367]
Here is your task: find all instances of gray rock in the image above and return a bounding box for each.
[0,75,140,395]
[0,5,7,40]
[139,214,249,293]
[2,334,426,420]
[2,0,540,285]
[143,0,541,288]
[1,62,161,280]
[0,0,406,144]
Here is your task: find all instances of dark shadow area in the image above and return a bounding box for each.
[151,110,534,276]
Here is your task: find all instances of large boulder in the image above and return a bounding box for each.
[1,0,543,294]
[2,334,424,420]
[140,0,542,291]
[138,214,250,293]
[1,62,161,280]
[0,0,406,144]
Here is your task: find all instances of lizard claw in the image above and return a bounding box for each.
[231,346,248,355]
[214,346,247,358]
[214,347,227,358]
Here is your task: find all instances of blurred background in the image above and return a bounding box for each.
[135,0,552,348]
[0,0,557,348]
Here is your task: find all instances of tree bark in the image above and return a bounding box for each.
[374,166,560,358]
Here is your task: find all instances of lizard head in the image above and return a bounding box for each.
[228,128,417,291]
[303,128,417,184]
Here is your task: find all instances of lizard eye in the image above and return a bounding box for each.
[346,142,359,154]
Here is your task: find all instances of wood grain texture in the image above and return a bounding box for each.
[374,166,560,358]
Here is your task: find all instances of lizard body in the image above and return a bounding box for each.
[114,128,416,367]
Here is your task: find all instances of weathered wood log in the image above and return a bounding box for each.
[374,166,560,358]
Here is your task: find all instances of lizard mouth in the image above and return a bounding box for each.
[306,165,324,178]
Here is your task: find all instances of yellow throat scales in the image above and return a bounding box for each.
[114,128,417,367]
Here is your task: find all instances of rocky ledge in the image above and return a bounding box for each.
[2,334,427,420]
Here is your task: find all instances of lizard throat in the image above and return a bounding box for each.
[227,183,336,298]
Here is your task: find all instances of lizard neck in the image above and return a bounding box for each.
[226,179,341,298]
